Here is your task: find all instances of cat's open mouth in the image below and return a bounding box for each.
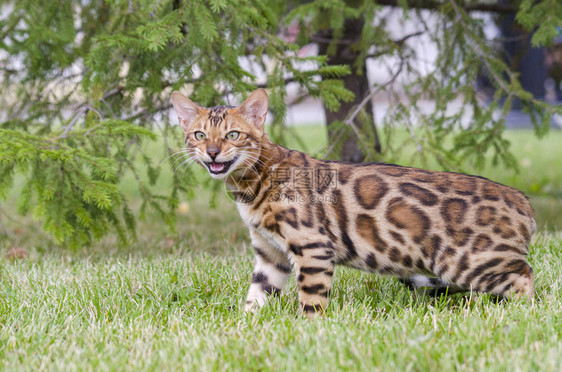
[205,156,239,174]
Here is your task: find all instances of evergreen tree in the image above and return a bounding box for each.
[1,0,561,247]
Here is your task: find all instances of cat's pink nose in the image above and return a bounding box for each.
[207,146,220,159]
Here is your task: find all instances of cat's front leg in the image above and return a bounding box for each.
[289,241,335,318]
[244,229,292,312]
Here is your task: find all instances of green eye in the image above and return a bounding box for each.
[226,131,240,140]
[194,132,206,141]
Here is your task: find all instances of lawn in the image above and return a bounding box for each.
[1,127,561,371]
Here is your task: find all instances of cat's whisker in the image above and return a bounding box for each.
[168,153,196,170]
[170,150,192,160]
[172,151,196,165]
[235,155,262,177]
[178,161,198,174]
[242,154,263,166]
[241,158,261,177]
[245,153,268,165]
[159,149,192,166]
[247,155,273,172]
[239,146,269,159]
[179,159,198,173]
[242,158,268,178]
[174,159,192,173]
[175,156,197,172]
[243,153,270,170]
[236,158,257,179]
[244,149,274,163]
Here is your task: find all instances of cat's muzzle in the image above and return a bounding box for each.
[205,155,239,175]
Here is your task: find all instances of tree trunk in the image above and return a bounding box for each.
[317,18,381,163]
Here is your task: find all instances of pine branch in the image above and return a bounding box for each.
[55,105,104,140]
[123,104,173,121]
[365,31,425,59]
[322,59,404,159]
[257,78,296,89]
[449,0,513,94]
[345,58,405,127]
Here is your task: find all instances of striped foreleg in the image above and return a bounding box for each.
[244,233,292,312]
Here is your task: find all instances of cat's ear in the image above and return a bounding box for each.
[237,89,268,129]
[171,92,202,133]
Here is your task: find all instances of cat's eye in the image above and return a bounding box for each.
[226,131,240,140]
[194,132,206,141]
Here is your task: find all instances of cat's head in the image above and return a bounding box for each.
[170,89,268,180]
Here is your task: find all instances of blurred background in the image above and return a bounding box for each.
[1,0,561,253]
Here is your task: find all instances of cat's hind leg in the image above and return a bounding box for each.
[454,257,534,299]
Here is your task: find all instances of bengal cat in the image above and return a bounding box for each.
[171,89,535,317]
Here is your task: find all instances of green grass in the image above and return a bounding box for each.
[0,233,561,371]
[1,127,562,371]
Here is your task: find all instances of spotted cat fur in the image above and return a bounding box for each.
[171,89,535,317]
